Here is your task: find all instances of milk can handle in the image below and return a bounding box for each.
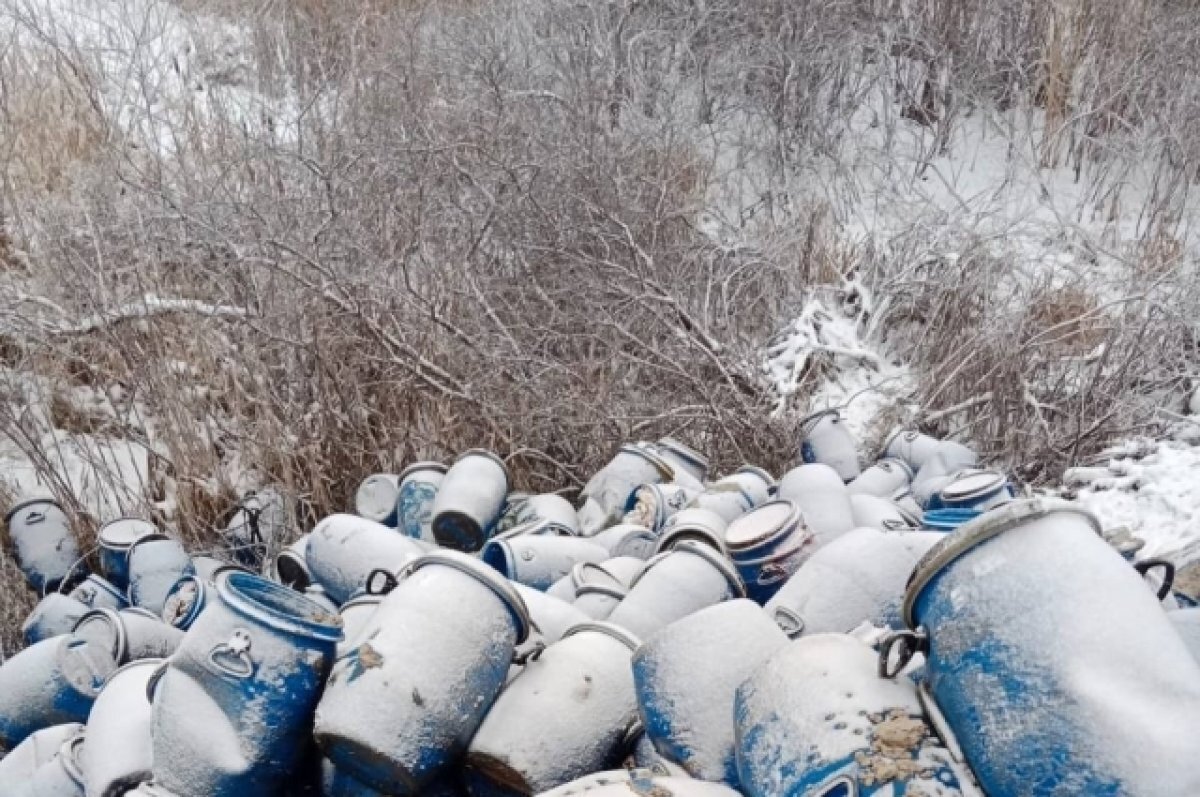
[209,629,254,679]
[25,510,46,524]
[1134,558,1175,601]
[771,606,806,638]
[366,568,398,596]
[511,639,546,666]
[878,628,928,679]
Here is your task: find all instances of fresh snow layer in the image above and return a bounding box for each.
[1059,432,1200,562]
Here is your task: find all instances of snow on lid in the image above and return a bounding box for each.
[98,517,160,548]
[724,501,797,548]
[937,469,1006,501]
[354,474,400,518]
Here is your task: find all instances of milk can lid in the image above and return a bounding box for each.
[4,494,62,523]
[724,500,800,549]
[398,460,449,482]
[902,498,1101,629]
[936,469,1008,502]
[98,517,161,548]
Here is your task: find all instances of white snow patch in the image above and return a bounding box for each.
[762,279,915,441]
[1058,433,1200,562]
[1,0,296,154]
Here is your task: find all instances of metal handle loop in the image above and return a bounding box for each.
[366,568,399,596]
[511,639,546,666]
[1135,558,1176,601]
[208,629,254,679]
[877,628,928,679]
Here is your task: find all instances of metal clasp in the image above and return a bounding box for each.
[878,627,928,679]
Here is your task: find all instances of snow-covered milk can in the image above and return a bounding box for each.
[798,409,860,482]
[623,483,701,533]
[96,518,160,591]
[21,593,89,646]
[482,534,609,591]
[5,496,80,594]
[763,528,938,638]
[57,607,183,703]
[0,637,96,753]
[151,570,341,797]
[590,524,656,559]
[314,550,529,795]
[431,449,510,552]
[653,438,709,490]
[79,658,160,797]
[736,634,977,797]
[68,574,128,612]
[775,464,855,545]
[606,540,744,639]
[394,461,447,543]
[633,600,788,785]
[723,501,814,605]
[886,498,1200,796]
[881,428,943,472]
[926,468,1013,511]
[655,508,728,555]
[848,494,915,531]
[354,473,401,527]
[846,458,912,498]
[126,537,194,616]
[465,621,641,796]
[0,723,82,786]
[578,445,674,534]
[306,513,427,604]
[17,731,86,797]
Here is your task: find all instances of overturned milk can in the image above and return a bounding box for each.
[723,500,813,605]
[6,496,81,594]
[736,633,978,797]
[465,621,641,796]
[606,540,744,640]
[633,599,788,785]
[883,498,1200,796]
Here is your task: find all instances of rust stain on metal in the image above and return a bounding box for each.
[854,709,935,787]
